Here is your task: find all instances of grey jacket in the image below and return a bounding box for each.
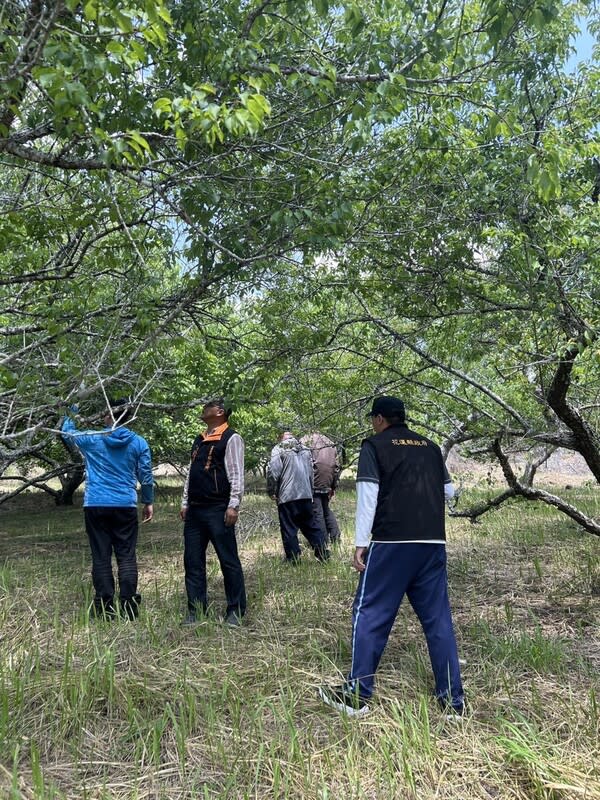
[267,436,314,504]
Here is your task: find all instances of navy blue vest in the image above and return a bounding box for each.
[188,428,234,506]
[366,425,447,542]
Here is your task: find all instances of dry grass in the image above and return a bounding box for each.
[0,486,599,799]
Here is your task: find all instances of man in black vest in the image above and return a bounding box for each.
[180,399,246,626]
[319,396,464,717]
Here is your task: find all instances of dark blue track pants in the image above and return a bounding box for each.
[348,542,463,708]
[183,504,246,616]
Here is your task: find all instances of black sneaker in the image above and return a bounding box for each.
[318,685,370,717]
[90,600,116,621]
[181,612,198,626]
[315,548,331,562]
[224,612,242,627]
[121,595,141,621]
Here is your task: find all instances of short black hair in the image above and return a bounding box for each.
[108,397,133,424]
[205,397,232,420]
[382,413,405,426]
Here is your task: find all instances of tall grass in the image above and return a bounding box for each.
[0,486,598,799]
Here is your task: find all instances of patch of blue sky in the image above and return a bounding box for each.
[564,16,596,72]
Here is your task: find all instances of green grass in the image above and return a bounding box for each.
[0,486,599,799]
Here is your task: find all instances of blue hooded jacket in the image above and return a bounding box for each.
[61,417,154,507]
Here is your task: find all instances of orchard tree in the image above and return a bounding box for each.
[2,0,592,503]
[355,11,600,535]
[242,1,600,535]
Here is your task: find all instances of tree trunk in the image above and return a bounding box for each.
[545,342,600,483]
[55,466,84,505]
[56,431,85,505]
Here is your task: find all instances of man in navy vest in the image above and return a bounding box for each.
[180,398,246,626]
[319,396,464,717]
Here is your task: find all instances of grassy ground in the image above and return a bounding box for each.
[0,485,599,800]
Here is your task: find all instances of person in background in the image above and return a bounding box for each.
[300,431,342,545]
[267,431,330,564]
[180,398,246,626]
[61,398,154,620]
[319,396,464,717]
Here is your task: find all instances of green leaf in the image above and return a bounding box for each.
[153,97,172,116]
[113,10,134,34]
[127,130,152,154]
[106,41,125,55]
[83,0,97,21]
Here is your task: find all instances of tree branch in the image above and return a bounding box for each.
[492,437,600,537]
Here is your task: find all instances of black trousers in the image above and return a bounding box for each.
[183,504,246,616]
[312,493,341,543]
[277,498,329,561]
[84,506,140,616]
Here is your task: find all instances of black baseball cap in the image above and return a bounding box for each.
[368,396,406,420]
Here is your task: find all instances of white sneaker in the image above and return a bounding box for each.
[318,685,370,717]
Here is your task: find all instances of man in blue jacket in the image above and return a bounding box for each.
[61,398,154,619]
